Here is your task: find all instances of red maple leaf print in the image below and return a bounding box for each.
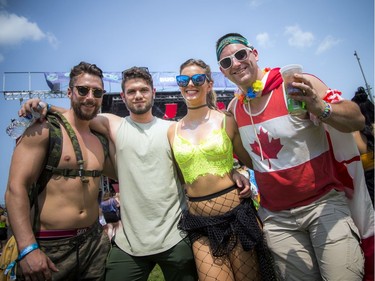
[250,127,283,169]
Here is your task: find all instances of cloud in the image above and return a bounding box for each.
[46,32,59,49]
[256,32,272,48]
[0,11,58,48]
[315,35,341,55]
[284,25,314,48]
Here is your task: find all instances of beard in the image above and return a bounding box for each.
[125,98,154,115]
[72,99,100,121]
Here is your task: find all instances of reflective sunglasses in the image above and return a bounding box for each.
[74,86,106,98]
[176,74,210,87]
[218,48,252,70]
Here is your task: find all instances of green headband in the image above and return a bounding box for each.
[216,36,252,60]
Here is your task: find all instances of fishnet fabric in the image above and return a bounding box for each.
[178,188,277,281]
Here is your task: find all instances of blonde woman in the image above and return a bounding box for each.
[167,59,276,281]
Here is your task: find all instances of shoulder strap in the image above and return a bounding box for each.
[52,112,89,183]
[30,111,88,206]
[174,122,179,137]
[44,115,107,179]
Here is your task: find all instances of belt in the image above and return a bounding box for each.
[36,227,89,239]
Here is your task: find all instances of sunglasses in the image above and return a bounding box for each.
[218,48,252,70]
[176,74,210,87]
[74,86,106,98]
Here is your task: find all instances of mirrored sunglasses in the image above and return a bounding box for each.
[74,86,106,98]
[176,74,210,87]
[218,48,252,70]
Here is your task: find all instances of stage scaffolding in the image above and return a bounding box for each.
[2,71,235,192]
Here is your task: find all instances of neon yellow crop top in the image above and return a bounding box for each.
[173,116,233,184]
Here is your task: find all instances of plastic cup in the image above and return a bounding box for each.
[280,64,306,115]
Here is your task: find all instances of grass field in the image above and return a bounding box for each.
[147,264,164,281]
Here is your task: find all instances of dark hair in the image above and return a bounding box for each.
[352,86,374,151]
[216,32,247,50]
[69,61,104,88]
[121,67,153,92]
[179,59,217,110]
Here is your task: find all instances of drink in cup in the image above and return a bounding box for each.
[280,64,307,115]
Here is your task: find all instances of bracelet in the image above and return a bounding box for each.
[46,103,52,113]
[17,243,39,261]
[318,100,332,121]
[4,243,39,277]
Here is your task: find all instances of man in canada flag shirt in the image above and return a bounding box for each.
[216,33,373,281]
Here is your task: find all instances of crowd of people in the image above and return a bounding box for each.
[351,86,374,206]
[2,32,373,281]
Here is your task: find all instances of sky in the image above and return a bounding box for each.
[0,0,373,204]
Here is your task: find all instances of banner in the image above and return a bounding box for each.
[44,72,237,93]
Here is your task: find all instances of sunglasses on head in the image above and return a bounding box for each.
[74,86,106,98]
[176,74,210,87]
[218,48,252,70]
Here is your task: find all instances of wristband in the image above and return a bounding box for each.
[4,243,39,278]
[46,103,52,113]
[318,100,332,121]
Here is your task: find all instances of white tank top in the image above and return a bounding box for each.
[114,116,187,256]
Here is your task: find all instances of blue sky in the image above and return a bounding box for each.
[0,0,373,204]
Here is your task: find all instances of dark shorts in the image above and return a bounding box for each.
[103,211,120,223]
[17,221,110,281]
[0,228,7,241]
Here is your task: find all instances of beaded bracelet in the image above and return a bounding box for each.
[4,243,39,278]
[318,100,332,121]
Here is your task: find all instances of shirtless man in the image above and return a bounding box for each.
[5,62,116,281]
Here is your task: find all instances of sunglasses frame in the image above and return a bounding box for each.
[218,48,252,70]
[176,74,210,87]
[74,86,106,98]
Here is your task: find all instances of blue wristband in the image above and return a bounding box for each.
[4,243,39,278]
[17,243,39,261]
[47,103,52,113]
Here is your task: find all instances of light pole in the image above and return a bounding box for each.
[354,51,373,102]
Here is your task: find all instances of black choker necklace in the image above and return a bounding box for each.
[187,104,208,110]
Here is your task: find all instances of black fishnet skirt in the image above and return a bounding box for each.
[178,199,277,281]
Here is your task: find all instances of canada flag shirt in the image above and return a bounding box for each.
[233,73,344,211]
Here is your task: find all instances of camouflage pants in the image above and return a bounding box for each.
[17,221,110,281]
